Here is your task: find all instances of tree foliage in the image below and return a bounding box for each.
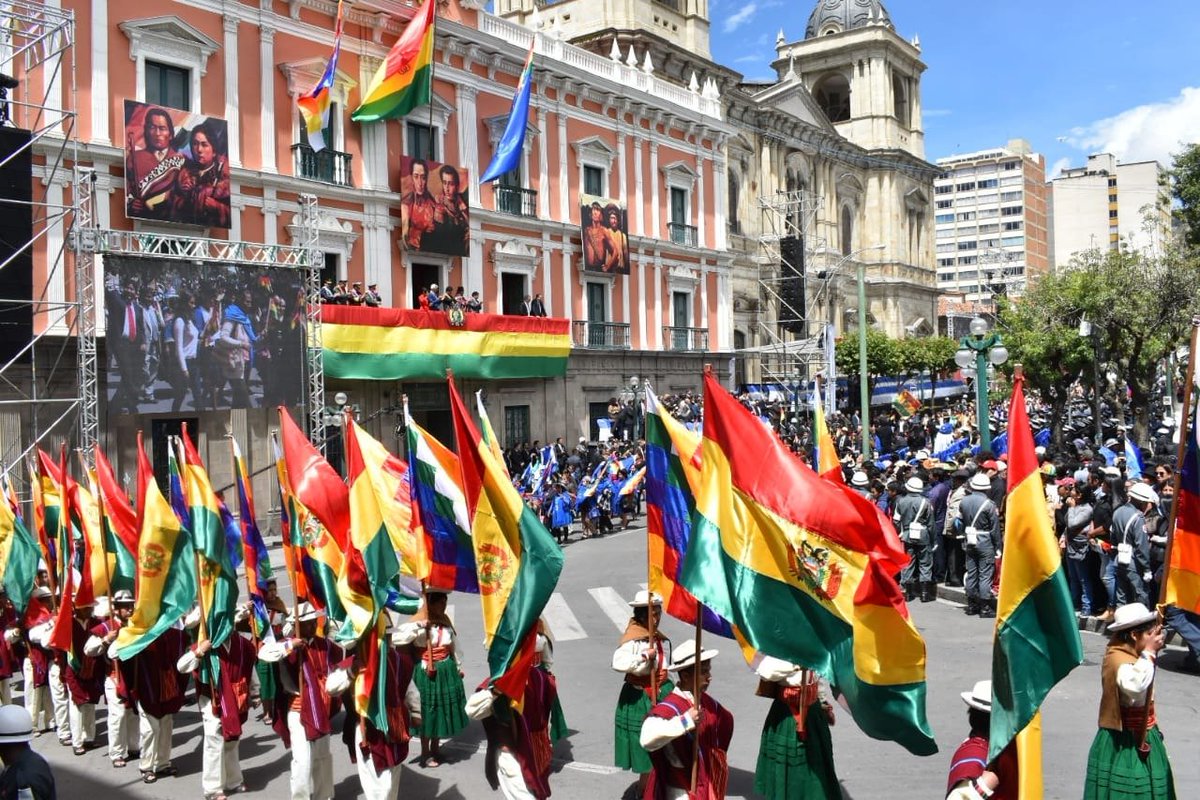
[1171,142,1200,247]
[998,243,1200,445]
[835,331,958,412]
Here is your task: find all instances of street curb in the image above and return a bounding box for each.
[936,584,1109,634]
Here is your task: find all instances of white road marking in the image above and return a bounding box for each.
[542,593,587,641]
[589,586,631,631]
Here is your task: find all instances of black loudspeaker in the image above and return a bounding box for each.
[779,235,806,335]
[0,126,33,364]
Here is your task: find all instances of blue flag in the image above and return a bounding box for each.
[1123,437,1144,479]
[480,42,535,184]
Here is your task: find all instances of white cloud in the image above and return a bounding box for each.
[1048,157,1072,179]
[733,54,761,65]
[1065,86,1200,166]
[923,108,953,118]
[724,3,757,33]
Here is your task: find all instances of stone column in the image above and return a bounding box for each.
[223,16,241,166]
[537,105,550,219]
[90,0,110,144]
[649,141,660,240]
[259,25,276,173]
[633,137,645,236]
[458,85,480,204]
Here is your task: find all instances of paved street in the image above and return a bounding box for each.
[30,522,1200,799]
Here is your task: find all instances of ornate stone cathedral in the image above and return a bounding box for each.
[499,0,940,383]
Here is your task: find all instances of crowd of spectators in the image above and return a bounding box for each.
[319,278,383,307]
[317,279,561,319]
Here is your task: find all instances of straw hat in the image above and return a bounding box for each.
[904,477,925,494]
[1107,603,1159,634]
[960,679,992,712]
[1128,484,1158,505]
[668,639,718,671]
[850,471,869,488]
[628,590,663,608]
[968,473,991,492]
[296,601,326,622]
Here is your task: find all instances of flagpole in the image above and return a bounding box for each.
[177,435,219,714]
[689,612,703,794]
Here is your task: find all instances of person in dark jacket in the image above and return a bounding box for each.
[0,704,56,800]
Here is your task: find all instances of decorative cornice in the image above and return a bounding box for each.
[120,16,220,74]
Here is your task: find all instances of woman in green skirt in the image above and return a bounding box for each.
[753,656,840,799]
[610,591,672,795]
[396,590,468,768]
[1084,602,1176,800]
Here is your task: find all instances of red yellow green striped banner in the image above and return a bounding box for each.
[321,306,570,381]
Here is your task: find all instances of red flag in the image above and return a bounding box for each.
[47,447,74,653]
[278,407,349,549]
[136,431,151,537]
[95,444,138,558]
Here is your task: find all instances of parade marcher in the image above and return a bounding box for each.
[753,656,839,800]
[960,473,1000,618]
[394,589,468,769]
[83,590,137,767]
[466,678,552,800]
[1108,484,1154,608]
[110,622,189,783]
[0,591,20,704]
[56,600,108,755]
[894,476,935,602]
[945,680,1017,800]
[26,606,69,746]
[612,591,673,793]
[177,624,257,800]
[21,586,54,735]
[249,579,289,726]
[259,602,344,800]
[849,470,870,498]
[639,639,734,800]
[327,619,421,800]
[0,704,56,800]
[1083,603,1176,799]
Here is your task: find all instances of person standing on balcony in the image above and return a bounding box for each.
[531,294,547,317]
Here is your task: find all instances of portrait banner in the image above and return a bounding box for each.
[579,194,629,274]
[123,99,233,229]
[399,156,471,257]
[104,256,307,416]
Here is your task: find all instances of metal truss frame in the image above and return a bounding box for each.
[0,1,81,480]
[755,189,827,388]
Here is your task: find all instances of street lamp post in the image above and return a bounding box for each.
[848,244,886,460]
[955,318,1008,453]
[621,376,646,441]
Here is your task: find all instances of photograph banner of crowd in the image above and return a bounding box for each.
[104,256,307,415]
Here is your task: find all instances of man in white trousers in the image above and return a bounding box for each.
[84,591,137,767]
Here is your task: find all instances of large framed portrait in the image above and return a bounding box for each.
[579,194,629,274]
[123,99,232,229]
[399,156,471,257]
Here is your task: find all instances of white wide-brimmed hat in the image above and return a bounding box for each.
[0,705,35,744]
[628,590,663,608]
[93,597,111,619]
[1128,483,1159,505]
[668,639,718,671]
[960,679,992,712]
[296,601,326,622]
[32,585,52,600]
[850,471,869,488]
[969,473,991,492]
[113,589,135,606]
[904,477,925,493]
[1107,603,1159,633]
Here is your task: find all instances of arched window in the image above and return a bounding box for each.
[841,205,853,256]
[813,73,851,123]
[892,73,909,127]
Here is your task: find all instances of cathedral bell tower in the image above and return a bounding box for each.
[774,0,926,158]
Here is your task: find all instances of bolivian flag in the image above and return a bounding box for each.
[682,373,937,755]
[116,439,197,659]
[94,445,138,592]
[351,0,435,122]
[1164,399,1200,612]
[0,487,39,614]
[448,377,563,705]
[812,381,843,481]
[989,373,1083,795]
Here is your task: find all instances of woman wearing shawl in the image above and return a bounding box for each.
[211,300,256,407]
[753,657,840,799]
[611,591,672,795]
[394,589,468,768]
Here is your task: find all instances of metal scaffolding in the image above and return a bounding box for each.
[754,189,826,388]
[298,193,327,453]
[0,1,81,477]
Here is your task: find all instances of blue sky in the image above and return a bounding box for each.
[710,0,1200,174]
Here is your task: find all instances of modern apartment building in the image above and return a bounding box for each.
[1049,153,1171,267]
[932,139,1049,306]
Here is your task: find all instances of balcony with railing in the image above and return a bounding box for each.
[572,320,630,350]
[663,326,708,352]
[494,184,538,218]
[668,222,698,247]
[291,144,353,187]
